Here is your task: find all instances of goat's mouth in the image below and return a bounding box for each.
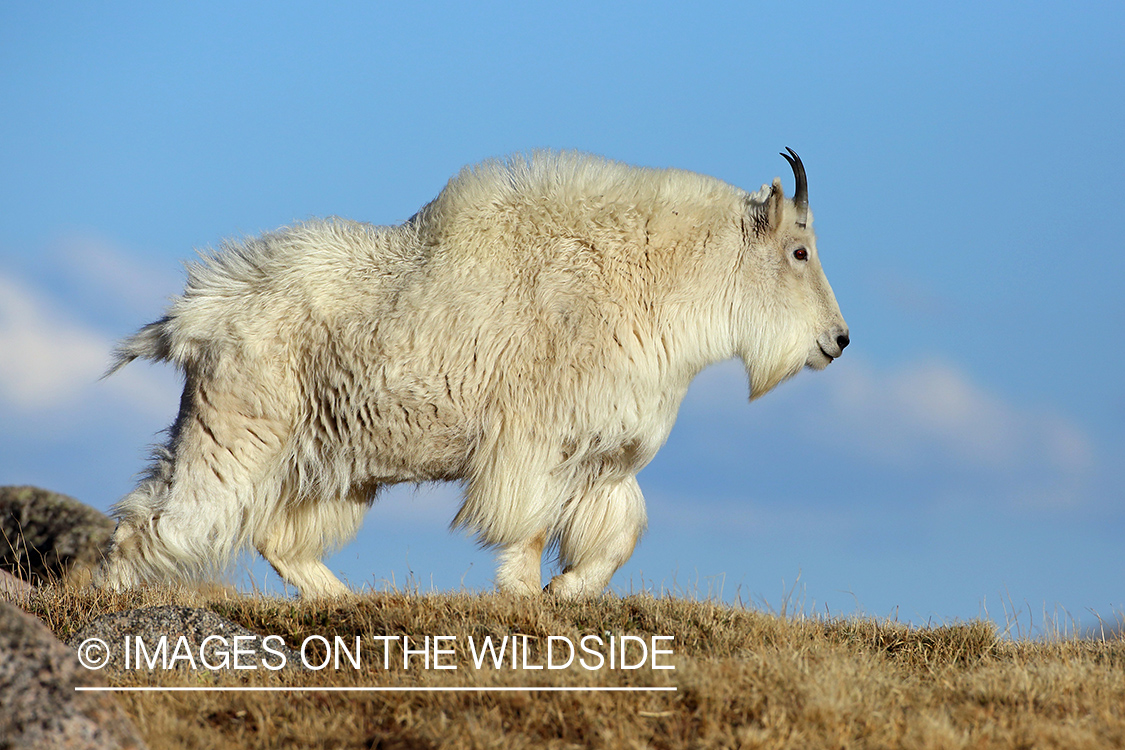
[805,344,836,370]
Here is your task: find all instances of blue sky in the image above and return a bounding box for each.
[2,2,1122,631]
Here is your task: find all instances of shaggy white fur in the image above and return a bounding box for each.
[94,150,848,598]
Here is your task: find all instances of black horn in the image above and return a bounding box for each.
[780,147,808,228]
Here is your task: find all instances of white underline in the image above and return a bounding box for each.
[76,686,676,693]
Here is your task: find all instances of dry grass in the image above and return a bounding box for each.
[14,583,1125,749]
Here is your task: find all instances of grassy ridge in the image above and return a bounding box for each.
[20,584,1125,749]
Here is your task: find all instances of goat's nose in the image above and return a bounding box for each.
[837,332,850,351]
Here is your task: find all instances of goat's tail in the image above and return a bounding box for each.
[103,316,174,378]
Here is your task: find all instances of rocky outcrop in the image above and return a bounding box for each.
[0,485,115,586]
[0,601,146,750]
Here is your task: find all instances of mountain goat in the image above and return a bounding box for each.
[95,148,849,599]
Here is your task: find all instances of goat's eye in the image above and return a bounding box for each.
[792,247,808,261]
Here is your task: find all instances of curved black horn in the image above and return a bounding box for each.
[780,147,808,228]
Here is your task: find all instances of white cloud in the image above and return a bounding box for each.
[683,356,1095,504]
[822,358,1094,477]
[0,273,112,408]
[0,271,177,416]
[54,233,182,319]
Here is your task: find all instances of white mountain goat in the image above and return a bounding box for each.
[95,149,849,598]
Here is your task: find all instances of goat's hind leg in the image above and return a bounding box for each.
[96,380,289,591]
[95,448,184,590]
[253,494,367,599]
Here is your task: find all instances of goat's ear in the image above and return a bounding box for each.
[766,177,785,231]
[746,178,786,236]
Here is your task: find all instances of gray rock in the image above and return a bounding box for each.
[0,568,35,599]
[0,601,147,750]
[0,486,115,586]
[67,605,305,673]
